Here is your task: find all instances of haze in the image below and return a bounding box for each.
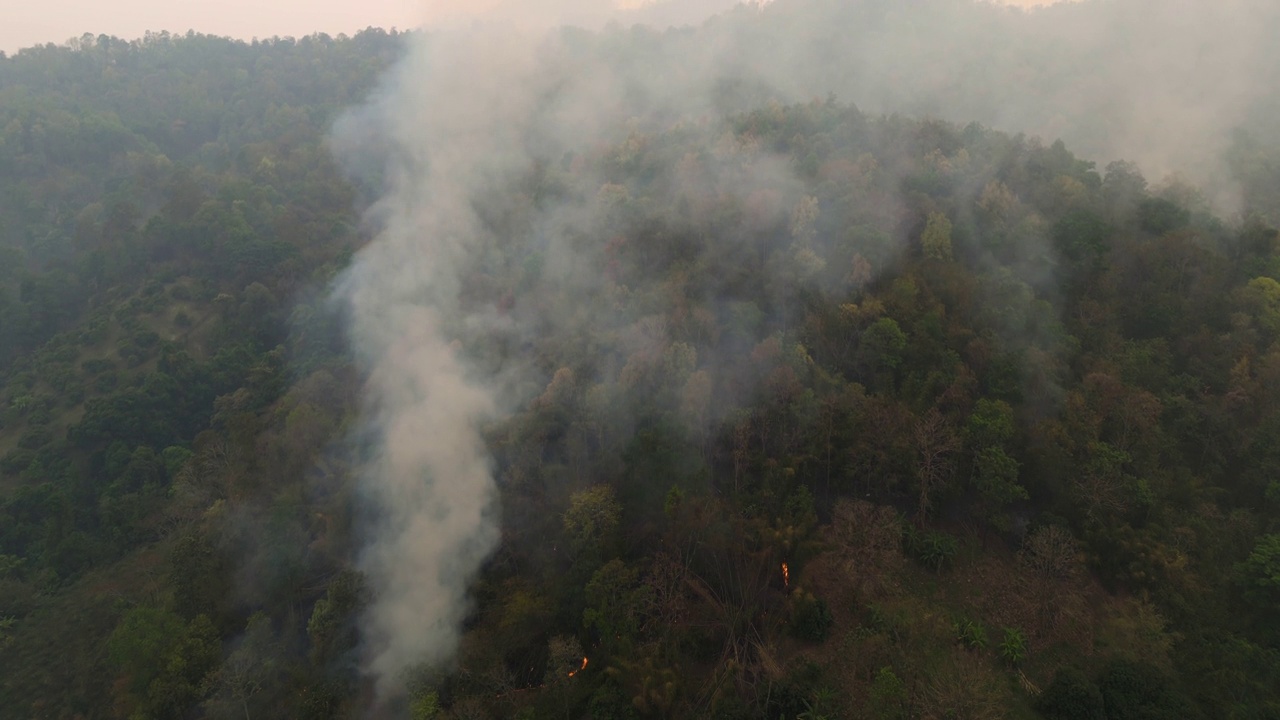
[1,0,1275,715]
[1,0,1064,54]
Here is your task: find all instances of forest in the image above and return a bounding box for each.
[1,2,1280,719]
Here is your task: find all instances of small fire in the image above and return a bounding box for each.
[781,562,790,588]
[568,657,588,678]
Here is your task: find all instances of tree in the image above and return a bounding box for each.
[307,569,366,666]
[107,606,187,703]
[583,559,646,656]
[563,485,622,567]
[965,399,1015,448]
[1075,441,1137,522]
[678,369,712,442]
[1020,524,1081,580]
[107,607,220,719]
[971,445,1027,531]
[860,317,908,381]
[1241,276,1280,337]
[922,211,954,261]
[0,615,15,648]
[204,613,279,720]
[914,408,959,519]
[169,530,230,621]
[544,635,587,719]
[1239,534,1280,609]
[409,690,440,720]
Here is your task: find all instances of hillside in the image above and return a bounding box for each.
[1,5,1279,720]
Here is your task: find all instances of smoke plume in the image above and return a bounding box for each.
[331,0,1280,704]
[332,25,548,701]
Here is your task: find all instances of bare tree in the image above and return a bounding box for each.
[914,408,959,521]
[1019,525,1081,581]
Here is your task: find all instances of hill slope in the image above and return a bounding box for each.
[1,5,1279,719]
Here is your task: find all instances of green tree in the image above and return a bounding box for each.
[965,399,1015,448]
[204,613,280,720]
[563,485,622,566]
[107,606,187,700]
[1242,276,1280,337]
[583,559,646,656]
[307,569,366,666]
[922,211,954,261]
[861,317,908,388]
[1239,534,1280,609]
[107,607,220,718]
[971,445,1027,531]
[169,530,230,621]
[409,690,440,720]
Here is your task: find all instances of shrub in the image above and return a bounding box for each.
[868,666,907,720]
[77,319,110,347]
[790,590,834,642]
[24,403,53,426]
[17,427,53,451]
[132,329,161,348]
[81,358,118,375]
[62,382,85,407]
[1037,667,1105,720]
[0,449,35,475]
[1097,659,1199,720]
[95,372,119,392]
[907,527,959,572]
[999,627,1028,665]
[954,617,988,650]
[830,499,903,570]
[169,283,193,301]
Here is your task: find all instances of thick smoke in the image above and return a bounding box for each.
[331,0,1280,704]
[329,2,775,702]
[331,25,550,701]
[730,0,1278,211]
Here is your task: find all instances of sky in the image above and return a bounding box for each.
[0,0,1061,55]
[1,0,426,53]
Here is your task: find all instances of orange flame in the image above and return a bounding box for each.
[568,656,588,677]
[782,562,790,588]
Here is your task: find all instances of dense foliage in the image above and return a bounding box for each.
[2,14,1280,720]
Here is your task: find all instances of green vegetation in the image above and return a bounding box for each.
[0,28,404,719]
[1,12,1280,720]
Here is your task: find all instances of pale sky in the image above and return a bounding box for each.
[0,0,1062,55]
[1,0,428,53]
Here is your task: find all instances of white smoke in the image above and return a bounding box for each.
[329,0,762,699]
[330,0,1280,705]
[331,24,552,701]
